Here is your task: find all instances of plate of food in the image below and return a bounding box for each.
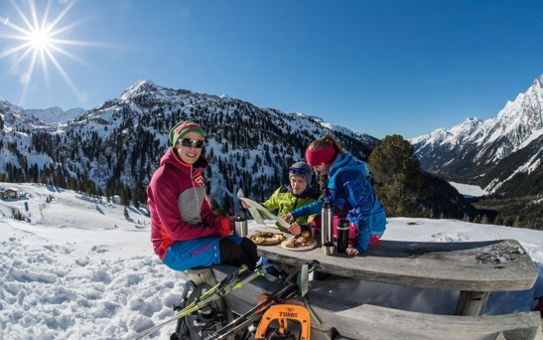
[250,232,287,246]
[281,230,317,251]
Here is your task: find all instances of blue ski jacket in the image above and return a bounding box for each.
[291,152,386,251]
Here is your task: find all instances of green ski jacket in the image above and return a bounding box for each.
[262,186,319,227]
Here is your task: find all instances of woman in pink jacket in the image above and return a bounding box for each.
[147,121,257,271]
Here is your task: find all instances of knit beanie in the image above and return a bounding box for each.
[169,121,205,147]
[289,161,313,184]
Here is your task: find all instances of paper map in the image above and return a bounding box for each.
[237,189,291,231]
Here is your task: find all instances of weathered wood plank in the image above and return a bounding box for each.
[252,229,537,291]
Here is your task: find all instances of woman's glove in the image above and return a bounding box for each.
[218,217,233,237]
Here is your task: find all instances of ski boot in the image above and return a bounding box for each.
[170,281,230,340]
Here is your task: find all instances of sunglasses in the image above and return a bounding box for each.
[289,166,307,175]
[180,138,205,148]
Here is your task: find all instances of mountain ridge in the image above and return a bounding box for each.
[412,74,543,192]
[0,80,380,214]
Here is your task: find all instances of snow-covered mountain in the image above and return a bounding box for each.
[0,80,380,213]
[412,75,543,195]
[1,182,542,338]
[25,106,85,124]
[0,100,52,132]
[480,133,543,195]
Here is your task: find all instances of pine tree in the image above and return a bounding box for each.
[368,134,424,217]
[119,184,129,206]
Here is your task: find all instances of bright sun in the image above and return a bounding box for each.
[0,0,96,104]
[29,28,52,51]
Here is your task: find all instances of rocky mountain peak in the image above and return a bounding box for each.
[119,79,161,101]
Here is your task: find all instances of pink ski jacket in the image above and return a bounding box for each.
[147,148,225,260]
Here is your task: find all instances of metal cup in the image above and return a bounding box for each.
[323,242,335,255]
[234,216,248,237]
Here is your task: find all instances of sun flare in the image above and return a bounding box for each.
[0,0,96,104]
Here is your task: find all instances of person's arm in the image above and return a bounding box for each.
[291,200,322,219]
[152,175,221,241]
[261,188,281,212]
[341,172,373,252]
[293,196,318,225]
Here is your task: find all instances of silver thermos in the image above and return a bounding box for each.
[321,200,335,255]
[234,215,248,237]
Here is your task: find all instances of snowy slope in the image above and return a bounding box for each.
[448,181,488,198]
[25,107,85,124]
[1,183,543,339]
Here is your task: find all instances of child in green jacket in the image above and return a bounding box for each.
[242,162,319,235]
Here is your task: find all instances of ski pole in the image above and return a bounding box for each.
[128,265,261,340]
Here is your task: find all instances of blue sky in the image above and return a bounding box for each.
[0,0,542,138]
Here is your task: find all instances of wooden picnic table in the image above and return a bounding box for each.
[250,228,539,316]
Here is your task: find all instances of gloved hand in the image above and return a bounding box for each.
[218,216,233,237]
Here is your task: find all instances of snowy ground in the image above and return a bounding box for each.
[1,183,542,339]
[449,181,489,198]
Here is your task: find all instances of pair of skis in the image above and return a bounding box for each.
[130,264,269,340]
[130,260,319,340]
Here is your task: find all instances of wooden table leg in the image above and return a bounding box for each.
[455,290,490,316]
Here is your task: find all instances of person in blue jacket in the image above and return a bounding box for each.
[284,134,386,256]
